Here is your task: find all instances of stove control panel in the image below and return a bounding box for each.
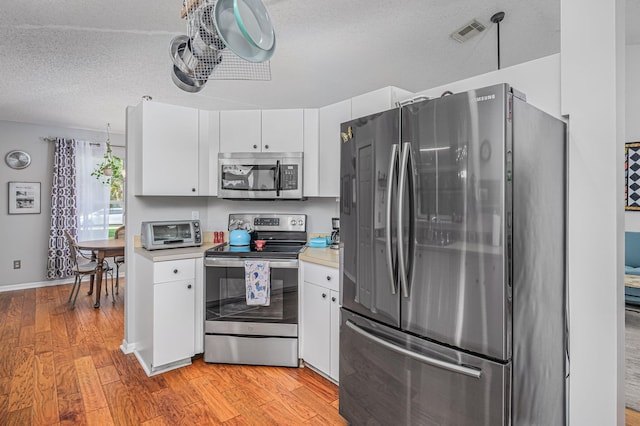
[228,213,306,232]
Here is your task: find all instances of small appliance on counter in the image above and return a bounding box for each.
[330,217,340,249]
[141,220,202,250]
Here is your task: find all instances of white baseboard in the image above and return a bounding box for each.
[120,339,136,354]
[132,350,191,377]
[0,273,126,293]
[0,277,73,292]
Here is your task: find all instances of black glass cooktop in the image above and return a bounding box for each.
[205,242,306,259]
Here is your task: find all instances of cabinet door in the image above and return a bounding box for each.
[153,279,196,367]
[302,281,330,374]
[220,110,261,153]
[261,109,304,152]
[199,110,220,196]
[329,289,340,382]
[319,99,351,197]
[303,109,319,196]
[140,102,200,195]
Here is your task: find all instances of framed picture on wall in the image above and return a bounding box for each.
[8,182,41,214]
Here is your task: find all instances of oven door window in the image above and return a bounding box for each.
[205,264,298,324]
[221,164,277,192]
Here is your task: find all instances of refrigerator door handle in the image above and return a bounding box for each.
[345,320,482,379]
[386,144,399,294]
[397,142,411,298]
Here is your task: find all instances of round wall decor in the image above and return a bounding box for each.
[5,150,32,169]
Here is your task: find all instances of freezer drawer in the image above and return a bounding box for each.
[339,309,510,426]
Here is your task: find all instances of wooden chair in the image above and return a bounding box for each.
[112,225,125,296]
[63,231,112,308]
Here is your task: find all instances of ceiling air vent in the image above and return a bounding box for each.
[451,19,486,43]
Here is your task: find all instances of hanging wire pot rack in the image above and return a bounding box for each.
[171,0,273,90]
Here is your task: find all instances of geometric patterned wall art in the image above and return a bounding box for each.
[626,142,640,211]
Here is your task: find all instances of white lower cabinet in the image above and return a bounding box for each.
[153,278,195,367]
[135,256,203,375]
[301,261,340,382]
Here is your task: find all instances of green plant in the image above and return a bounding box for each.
[91,142,124,185]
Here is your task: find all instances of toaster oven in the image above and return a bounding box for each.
[141,220,202,250]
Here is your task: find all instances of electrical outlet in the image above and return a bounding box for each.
[13,260,21,269]
[192,211,199,220]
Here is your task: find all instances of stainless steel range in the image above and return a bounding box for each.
[203,213,307,367]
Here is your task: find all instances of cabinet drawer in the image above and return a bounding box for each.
[153,258,196,283]
[304,262,338,291]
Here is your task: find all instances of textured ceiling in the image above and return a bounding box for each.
[0,0,634,134]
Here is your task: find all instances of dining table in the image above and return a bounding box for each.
[76,238,125,308]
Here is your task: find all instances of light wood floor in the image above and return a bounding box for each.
[0,280,638,425]
[0,280,346,425]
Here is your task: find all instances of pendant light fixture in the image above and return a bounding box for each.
[490,11,506,70]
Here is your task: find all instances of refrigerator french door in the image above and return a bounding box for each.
[339,84,567,426]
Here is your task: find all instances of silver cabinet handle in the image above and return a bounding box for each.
[386,144,399,295]
[346,321,481,379]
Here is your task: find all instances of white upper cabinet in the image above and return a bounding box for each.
[318,99,351,197]
[303,109,319,196]
[219,109,304,153]
[132,101,200,196]
[198,110,220,196]
[219,110,262,153]
[351,86,413,119]
[261,109,304,152]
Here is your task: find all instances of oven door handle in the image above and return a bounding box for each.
[204,258,299,268]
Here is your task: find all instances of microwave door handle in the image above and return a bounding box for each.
[276,160,281,197]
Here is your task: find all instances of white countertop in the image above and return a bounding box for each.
[134,242,221,262]
[134,238,341,269]
[299,246,340,269]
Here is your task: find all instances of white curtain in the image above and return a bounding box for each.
[75,140,111,241]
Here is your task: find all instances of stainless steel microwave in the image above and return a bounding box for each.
[218,152,304,200]
[141,220,202,250]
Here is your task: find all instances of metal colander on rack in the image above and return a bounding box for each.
[170,0,274,91]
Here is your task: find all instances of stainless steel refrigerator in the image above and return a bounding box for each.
[339,84,568,425]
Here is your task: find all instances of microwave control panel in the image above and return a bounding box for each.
[281,165,298,190]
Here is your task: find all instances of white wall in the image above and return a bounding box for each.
[0,120,124,289]
[626,44,640,231]
[414,54,561,118]
[561,0,625,424]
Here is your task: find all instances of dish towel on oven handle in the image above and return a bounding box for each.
[245,260,270,306]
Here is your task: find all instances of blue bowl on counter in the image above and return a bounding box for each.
[308,236,331,248]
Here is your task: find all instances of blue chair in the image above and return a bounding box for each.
[625,232,640,305]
